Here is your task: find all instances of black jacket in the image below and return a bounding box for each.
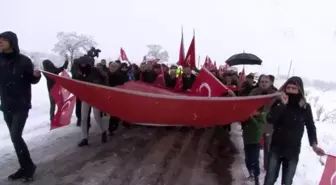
[76,56,107,85]
[142,70,157,83]
[109,70,129,87]
[165,74,177,89]
[0,31,41,113]
[182,73,196,90]
[267,76,317,158]
[42,59,68,91]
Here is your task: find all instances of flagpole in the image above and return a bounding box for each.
[287,60,293,79]
[198,55,200,69]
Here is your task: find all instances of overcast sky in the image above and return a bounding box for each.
[3,0,336,79]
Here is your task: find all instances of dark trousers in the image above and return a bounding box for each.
[244,143,261,178]
[263,133,272,170]
[264,150,298,185]
[3,111,35,170]
[48,92,56,121]
[75,99,91,126]
[108,116,120,133]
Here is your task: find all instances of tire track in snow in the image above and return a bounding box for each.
[126,127,190,185]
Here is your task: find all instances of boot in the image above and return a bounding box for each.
[78,139,89,147]
[21,165,36,183]
[101,132,107,143]
[76,119,81,127]
[8,168,25,181]
[254,176,260,185]
[246,172,254,181]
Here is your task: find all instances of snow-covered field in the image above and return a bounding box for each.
[0,77,335,185]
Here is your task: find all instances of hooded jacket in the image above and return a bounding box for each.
[42,59,68,91]
[267,76,317,158]
[0,31,41,112]
[76,56,107,85]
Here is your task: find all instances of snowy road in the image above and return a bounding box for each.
[0,123,235,185]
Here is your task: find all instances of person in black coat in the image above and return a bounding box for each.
[239,74,255,96]
[71,58,91,127]
[76,55,109,147]
[264,76,325,185]
[42,59,68,121]
[182,66,196,91]
[142,62,157,83]
[107,61,130,134]
[0,31,41,182]
[165,66,177,89]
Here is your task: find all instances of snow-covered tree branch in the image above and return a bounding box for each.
[146,44,169,62]
[53,32,97,67]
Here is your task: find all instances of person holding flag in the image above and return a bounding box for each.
[0,31,41,182]
[264,76,325,185]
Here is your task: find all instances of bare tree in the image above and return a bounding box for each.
[322,108,336,122]
[146,44,169,62]
[53,32,97,67]
[315,104,325,121]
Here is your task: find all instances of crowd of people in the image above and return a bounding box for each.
[0,31,326,185]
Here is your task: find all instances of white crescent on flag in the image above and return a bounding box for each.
[199,83,212,97]
[331,171,336,185]
[60,96,73,115]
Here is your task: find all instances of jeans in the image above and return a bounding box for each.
[263,133,272,170]
[48,92,56,121]
[109,116,120,133]
[3,111,35,170]
[244,143,261,178]
[264,150,298,185]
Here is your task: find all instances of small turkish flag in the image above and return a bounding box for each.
[190,67,228,97]
[50,70,76,130]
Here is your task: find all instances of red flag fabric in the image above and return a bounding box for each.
[204,56,212,69]
[190,67,228,97]
[174,66,184,92]
[153,65,166,87]
[239,67,246,84]
[177,28,185,66]
[174,72,183,92]
[120,47,129,62]
[43,71,278,127]
[319,155,336,185]
[50,71,76,130]
[184,36,196,68]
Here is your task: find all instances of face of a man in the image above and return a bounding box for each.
[183,67,192,75]
[0,37,11,53]
[259,76,271,90]
[285,84,299,94]
[109,62,119,72]
[170,69,176,77]
[247,77,254,85]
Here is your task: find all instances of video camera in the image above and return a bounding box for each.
[87,47,101,58]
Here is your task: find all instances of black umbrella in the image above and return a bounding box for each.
[225,53,262,66]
